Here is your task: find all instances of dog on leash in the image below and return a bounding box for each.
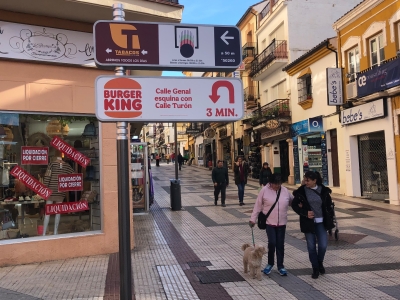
[242,243,267,280]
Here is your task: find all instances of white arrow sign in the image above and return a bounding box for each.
[221,31,234,45]
[106,48,112,54]
[141,50,148,55]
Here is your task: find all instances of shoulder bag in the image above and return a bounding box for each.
[257,187,281,230]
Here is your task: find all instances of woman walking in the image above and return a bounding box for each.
[234,156,250,206]
[259,162,272,187]
[249,174,293,276]
[291,171,335,279]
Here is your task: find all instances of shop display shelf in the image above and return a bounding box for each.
[307,149,322,152]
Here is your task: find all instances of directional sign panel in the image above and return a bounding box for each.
[95,76,244,122]
[94,21,241,71]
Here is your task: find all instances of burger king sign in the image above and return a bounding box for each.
[95,75,244,122]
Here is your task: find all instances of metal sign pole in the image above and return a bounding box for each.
[113,4,133,300]
[174,123,178,180]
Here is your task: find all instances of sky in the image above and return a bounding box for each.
[162,0,260,77]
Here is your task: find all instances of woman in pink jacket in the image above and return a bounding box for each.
[249,173,293,276]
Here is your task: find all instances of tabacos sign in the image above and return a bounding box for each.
[341,98,386,125]
[103,77,143,118]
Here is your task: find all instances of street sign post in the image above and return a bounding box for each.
[94,21,241,71]
[95,76,244,122]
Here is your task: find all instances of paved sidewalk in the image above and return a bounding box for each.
[1,162,400,299]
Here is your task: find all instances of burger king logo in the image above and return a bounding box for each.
[103,78,143,118]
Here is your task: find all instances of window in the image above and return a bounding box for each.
[0,112,101,242]
[369,34,385,67]
[272,80,286,100]
[297,74,312,103]
[261,39,267,52]
[347,47,360,82]
[269,23,285,42]
[397,22,400,50]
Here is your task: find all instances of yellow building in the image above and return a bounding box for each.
[333,0,400,204]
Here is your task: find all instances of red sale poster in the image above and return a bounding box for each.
[50,137,90,168]
[10,166,52,200]
[58,173,83,192]
[21,146,49,165]
[45,200,89,215]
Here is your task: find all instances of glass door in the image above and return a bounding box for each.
[130,143,149,213]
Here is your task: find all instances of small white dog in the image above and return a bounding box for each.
[242,243,267,280]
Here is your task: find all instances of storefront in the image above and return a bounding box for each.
[342,98,398,203]
[291,117,328,185]
[217,126,232,169]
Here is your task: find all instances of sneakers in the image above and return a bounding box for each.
[221,204,226,207]
[262,264,273,275]
[278,268,288,276]
[25,196,31,201]
[18,196,24,201]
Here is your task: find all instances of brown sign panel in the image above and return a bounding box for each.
[94,21,159,66]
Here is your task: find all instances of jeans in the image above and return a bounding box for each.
[266,225,286,269]
[237,182,245,202]
[305,222,328,268]
[214,183,226,203]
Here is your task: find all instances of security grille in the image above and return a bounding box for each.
[358,131,389,199]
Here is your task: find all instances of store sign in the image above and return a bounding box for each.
[95,76,244,122]
[50,137,90,167]
[341,98,386,125]
[58,173,83,192]
[45,200,89,215]
[290,120,309,137]
[186,128,201,134]
[0,21,94,67]
[357,57,400,98]
[308,116,323,132]
[21,147,48,165]
[326,68,343,106]
[94,21,241,71]
[10,166,52,200]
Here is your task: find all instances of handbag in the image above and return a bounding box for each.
[257,187,281,230]
[1,210,15,230]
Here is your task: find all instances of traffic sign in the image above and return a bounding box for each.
[93,21,242,71]
[95,76,244,122]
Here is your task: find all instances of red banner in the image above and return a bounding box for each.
[45,200,89,215]
[50,137,90,167]
[10,166,52,200]
[21,146,49,165]
[58,173,83,192]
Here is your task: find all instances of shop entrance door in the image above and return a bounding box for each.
[358,131,388,200]
[330,129,340,186]
[130,143,150,214]
[279,140,289,182]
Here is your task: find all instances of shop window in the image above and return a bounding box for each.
[369,33,385,67]
[347,46,360,82]
[297,73,312,103]
[0,112,100,242]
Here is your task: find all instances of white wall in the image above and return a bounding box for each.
[258,71,289,106]
[343,99,398,204]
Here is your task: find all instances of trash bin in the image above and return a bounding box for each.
[170,179,181,211]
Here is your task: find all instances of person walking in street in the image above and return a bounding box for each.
[234,156,250,206]
[166,153,170,164]
[259,162,272,187]
[212,160,229,207]
[249,173,293,276]
[155,154,160,167]
[178,152,184,171]
[291,171,335,279]
[171,152,175,164]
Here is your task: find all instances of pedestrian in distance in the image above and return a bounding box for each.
[249,173,293,276]
[171,152,175,164]
[166,153,170,164]
[212,160,229,207]
[177,152,184,171]
[155,154,160,167]
[234,156,250,206]
[291,171,335,279]
[259,162,272,187]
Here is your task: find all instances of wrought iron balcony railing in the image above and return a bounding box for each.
[250,99,290,126]
[242,42,257,61]
[249,40,288,77]
[259,0,278,22]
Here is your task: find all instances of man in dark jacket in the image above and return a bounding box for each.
[233,156,250,206]
[212,160,229,207]
[177,152,184,170]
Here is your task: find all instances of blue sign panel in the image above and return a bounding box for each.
[309,116,323,132]
[290,120,308,137]
[357,57,400,98]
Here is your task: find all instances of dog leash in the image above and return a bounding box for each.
[251,227,255,247]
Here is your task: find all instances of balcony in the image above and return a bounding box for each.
[242,43,257,64]
[249,40,288,81]
[258,0,278,24]
[244,85,259,109]
[250,99,291,127]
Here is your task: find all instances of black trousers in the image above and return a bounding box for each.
[214,183,226,203]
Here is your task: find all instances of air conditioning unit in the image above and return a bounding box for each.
[346,81,357,100]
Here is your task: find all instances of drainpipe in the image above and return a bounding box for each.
[326,39,341,123]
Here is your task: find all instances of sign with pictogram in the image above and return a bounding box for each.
[93,21,241,71]
[95,76,244,122]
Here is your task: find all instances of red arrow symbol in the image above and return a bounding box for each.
[209,81,235,104]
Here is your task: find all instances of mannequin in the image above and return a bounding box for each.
[42,150,74,235]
